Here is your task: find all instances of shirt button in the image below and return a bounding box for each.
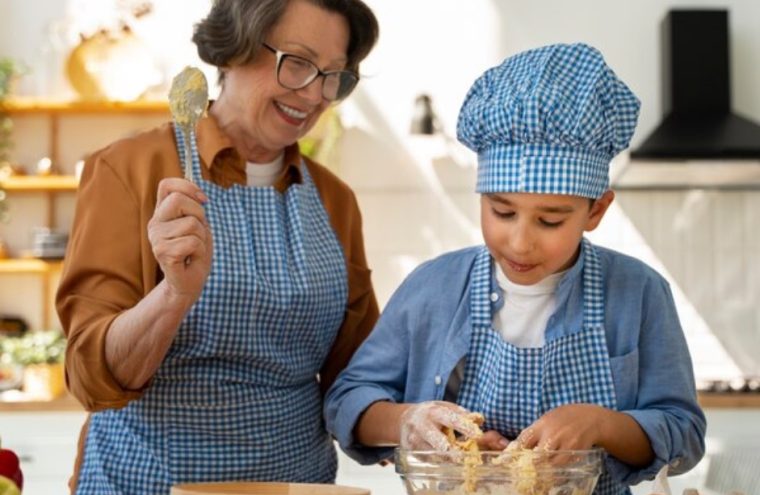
[434,375,442,385]
[490,292,499,302]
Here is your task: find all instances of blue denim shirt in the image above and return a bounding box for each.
[324,243,706,486]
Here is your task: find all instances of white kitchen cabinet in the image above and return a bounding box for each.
[336,449,406,495]
[0,409,86,495]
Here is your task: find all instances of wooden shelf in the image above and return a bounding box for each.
[0,97,170,115]
[0,175,78,192]
[0,259,63,329]
[0,391,83,412]
[0,176,78,229]
[0,258,63,274]
[1,99,159,337]
[698,392,760,409]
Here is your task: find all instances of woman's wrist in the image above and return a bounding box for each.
[158,278,199,314]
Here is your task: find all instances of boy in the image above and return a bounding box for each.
[324,43,705,494]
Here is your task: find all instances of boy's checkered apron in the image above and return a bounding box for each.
[74,127,348,494]
[458,239,628,495]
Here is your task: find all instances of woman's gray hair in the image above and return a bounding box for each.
[193,0,379,83]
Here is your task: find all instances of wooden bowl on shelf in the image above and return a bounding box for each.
[170,482,370,495]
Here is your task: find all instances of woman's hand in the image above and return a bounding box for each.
[148,178,212,303]
[399,401,485,451]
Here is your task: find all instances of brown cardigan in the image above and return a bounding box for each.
[55,116,379,492]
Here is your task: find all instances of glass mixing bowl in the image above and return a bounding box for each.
[395,448,604,495]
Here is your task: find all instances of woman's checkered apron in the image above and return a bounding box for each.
[457,240,628,495]
[74,127,348,494]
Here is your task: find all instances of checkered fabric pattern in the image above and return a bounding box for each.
[457,43,640,199]
[74,126,348,494]
[462,248,542,438]
[458,240,627,495]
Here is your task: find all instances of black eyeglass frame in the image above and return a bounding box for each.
[261,43,359,102]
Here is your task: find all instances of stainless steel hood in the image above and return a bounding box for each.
[616,9,760,190]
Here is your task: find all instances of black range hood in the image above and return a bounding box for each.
[631,9,760,160]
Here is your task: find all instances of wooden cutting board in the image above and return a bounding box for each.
[170,482,370,494]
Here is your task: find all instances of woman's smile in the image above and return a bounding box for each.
[274,100,308,125]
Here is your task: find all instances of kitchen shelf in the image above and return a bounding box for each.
[0,175,78,230]
[0,391,83,412]
[0,259,63,329]
[0,99,160,337]
[0,258,63,274]
[1,98,170,172]
[698,392,760,409]
[0,180,73,332]
[0,175,78,192]
[0,97,170,115]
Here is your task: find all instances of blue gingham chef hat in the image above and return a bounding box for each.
[457,43,640,198]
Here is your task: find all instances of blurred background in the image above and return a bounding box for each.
[1,0,759,494]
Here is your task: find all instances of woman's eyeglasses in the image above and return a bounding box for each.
[262,43,359,102]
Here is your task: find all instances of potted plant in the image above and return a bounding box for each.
[0,329,66,399]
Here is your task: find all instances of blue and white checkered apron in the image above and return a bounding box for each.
[74,127,348,494]
[457,239,627,495]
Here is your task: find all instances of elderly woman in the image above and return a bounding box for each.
[56,1,379,493]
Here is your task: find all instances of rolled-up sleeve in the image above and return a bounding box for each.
[324,281,414,464]
[56,152,150,411]
[607,278,706,484]
[325,250,478,466]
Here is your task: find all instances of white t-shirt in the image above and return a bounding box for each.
[493,263,565,348]
[246,154,284,187]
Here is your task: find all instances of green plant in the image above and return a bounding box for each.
[0,58,15,94]
[0,57,19,223]
[0,57,16,159]
[0,330,66,366]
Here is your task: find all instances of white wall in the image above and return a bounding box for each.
[351,0,760,156]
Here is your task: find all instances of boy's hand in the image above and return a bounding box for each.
[477,430,510,451]
[517,403,607,450]
[399,401,483,451]
[518,403,655,468]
